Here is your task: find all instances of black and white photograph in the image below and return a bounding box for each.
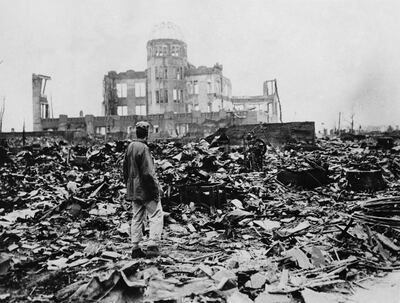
[1,0,400,302]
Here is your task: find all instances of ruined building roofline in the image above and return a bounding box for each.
[146,38,187,46]
[32,74,51,80]
[186,64,224,76]
[232,95,276,101]
[106,70,146,80]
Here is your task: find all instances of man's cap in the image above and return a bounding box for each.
[136,121,150,131]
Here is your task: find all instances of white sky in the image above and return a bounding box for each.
[0,0,399,131]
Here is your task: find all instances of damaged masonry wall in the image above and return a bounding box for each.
[38,110,253,139]
[216,122,315,145]
[37,113,315,144]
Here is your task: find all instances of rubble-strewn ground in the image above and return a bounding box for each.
[1,137,400,302]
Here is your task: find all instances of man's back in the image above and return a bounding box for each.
[123,139,159,202]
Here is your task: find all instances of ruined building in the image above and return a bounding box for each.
[103,23,234,117]
[32,74,51,131]
[35,22,282,138]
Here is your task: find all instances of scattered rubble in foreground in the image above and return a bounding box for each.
[1,136,400,302]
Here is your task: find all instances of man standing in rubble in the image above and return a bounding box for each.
[123,121,163,258]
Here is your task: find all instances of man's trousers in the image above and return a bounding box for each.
[130,199,163,246]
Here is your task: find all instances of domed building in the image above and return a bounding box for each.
[149,21,186,42]
[34,23,286,138]
[146,22,188,115]
[100,22,280,136]
[103,22,233,118]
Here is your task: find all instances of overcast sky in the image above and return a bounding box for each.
[0,0,399,131]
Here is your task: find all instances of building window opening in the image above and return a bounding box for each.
[216,80,221,95]
[187,82,193,94]
[265,80,276,96]
[164,67,168,79]
[116,83,127,98]
[176,67,184,80]
[207,81,212,94]
[156,46,162,56]
[156,90,160,104]
[173,89,178,102]
[96,126,106,135]
[223,83,229,96]
[117,105,128,116]
[172,45,180,56]
[153,125,159,133]
[180,90,184,103]
[164,89,169,103]
[194,80,199,94]
[135,105,146,115]
[40,103,49,118]
[162,45,168,56]
[135,82,146,97]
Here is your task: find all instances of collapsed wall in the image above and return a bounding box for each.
[212,122,315,145]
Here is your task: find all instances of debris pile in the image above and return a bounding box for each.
[1,137,400,302]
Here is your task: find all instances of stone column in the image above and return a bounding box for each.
[85,115,94,135]
[32,75,43,131]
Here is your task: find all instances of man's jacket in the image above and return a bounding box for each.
[123,139,159,201]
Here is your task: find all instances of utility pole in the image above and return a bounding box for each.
[0,97,5,133]
[104,77,112,143]
[274,79,283,123]
[350,113,355,134]
[22,120,26,146]
[104,79,109,143]
[338,112,341,135]
[0,61,4,132]
[50,95,54,118]
[220,68,224,110]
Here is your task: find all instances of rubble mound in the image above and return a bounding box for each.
[1,137,400,302]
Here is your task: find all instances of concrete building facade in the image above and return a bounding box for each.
[232,79,281,123]
[102,22,278,121]
[103,70,146,116]
[185,64,232,113]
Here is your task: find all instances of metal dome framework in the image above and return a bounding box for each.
[149,22,185,42]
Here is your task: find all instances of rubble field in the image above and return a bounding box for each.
[1,136,400,302]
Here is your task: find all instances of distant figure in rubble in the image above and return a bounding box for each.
[244,132,267,171]
[123,121,163,258]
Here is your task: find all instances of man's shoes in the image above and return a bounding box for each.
[145,246,160,258]
[131,248,146,258]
